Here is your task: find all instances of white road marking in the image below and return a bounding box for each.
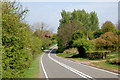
[48,47,95,80]
[41,53,49,80]
[55,54,119,76]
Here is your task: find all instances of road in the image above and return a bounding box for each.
[40,45,119,80]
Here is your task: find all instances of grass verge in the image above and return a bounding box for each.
[92,61,118,73]
[57,52,119,73]
[23,44,56,78]
[23,53,42,78]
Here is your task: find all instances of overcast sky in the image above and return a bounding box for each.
[21,2,118,33]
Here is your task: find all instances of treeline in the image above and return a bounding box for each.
[57,9,120,58]
[2,1,53,78]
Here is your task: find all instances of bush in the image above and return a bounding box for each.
[101,21,115,33]
[2,1,42,78]
[72,30,85,40]
[73,38,95,57]
[95,32,118,51]
[63,48,78,54]
[106,59,120,65]
[93,29,104,39]
[41,38,52,49]
[86,51,110,59]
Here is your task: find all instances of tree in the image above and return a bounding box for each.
[101,21,115,33]
[2,1,42,78]
[95,32,118,50]
[33,22,53,49]
[72,39,95,57]
[72,30,85,40]
[57,9,99,52]
[57,20,83,52]
[93,29,104,39]
[59,10,71,28]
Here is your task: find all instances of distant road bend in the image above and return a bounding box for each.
[40,45,119,80]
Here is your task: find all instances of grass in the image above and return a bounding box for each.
[23,53,42,78]
[106,52,118,59]
[23,44,56,78]
[57,52,119,73]
[57,53,90,62]
[92,61,118,73]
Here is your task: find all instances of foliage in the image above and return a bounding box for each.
[63,48,78,54]
[57,9,99,52]
[2,1,42,78]
[23,54,42,78]
[59,10,71,28]
[86,51,110,60]
[51,33,57,44]
[93,29,104,39]
[95,32,118,51]
[106,59,120,65]
[112,29,120,35]
[101,21,115,33]
[41,38,52,49]
[73,39,95,51]
[33,22,53,49]
[57,20,83,52]
[72,38,95,57]
[72,30,85,40]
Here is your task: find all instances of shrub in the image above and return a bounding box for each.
[106,59,120,65]
[63,48,78,54]
[2,1,42,78]
[95,32,118,51]
[101,21,115,33]
[72,30,85,40]
[73,38,95,57]
[93,29,104,39]
[86,51,110,59]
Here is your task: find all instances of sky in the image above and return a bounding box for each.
[21,2,118,33]
[14,0,120,2]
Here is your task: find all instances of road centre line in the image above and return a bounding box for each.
[48,46,95,80]
[55,54,119,76]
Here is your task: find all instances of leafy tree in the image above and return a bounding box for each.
[57,9,99,52]
[101,21,115,33]
[59,10,71,28]
[73,39,95,57]
[33,29,52,49]
[57,20,83,52]
[51,33,57,44]
[72,30,85,40]
[93,29,104,39]
[33,22,53,49]
[89,11,99,31]
[95,32,118,50]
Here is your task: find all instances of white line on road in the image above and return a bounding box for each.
[55,54,119,76]
[41,53,49,80]
[48,46,95,80]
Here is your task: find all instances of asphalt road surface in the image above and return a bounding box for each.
[40,45,119,80]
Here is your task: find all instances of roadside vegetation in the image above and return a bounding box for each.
[2,1,57,78]
[23,54,42,78]
[57,9,120,73]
